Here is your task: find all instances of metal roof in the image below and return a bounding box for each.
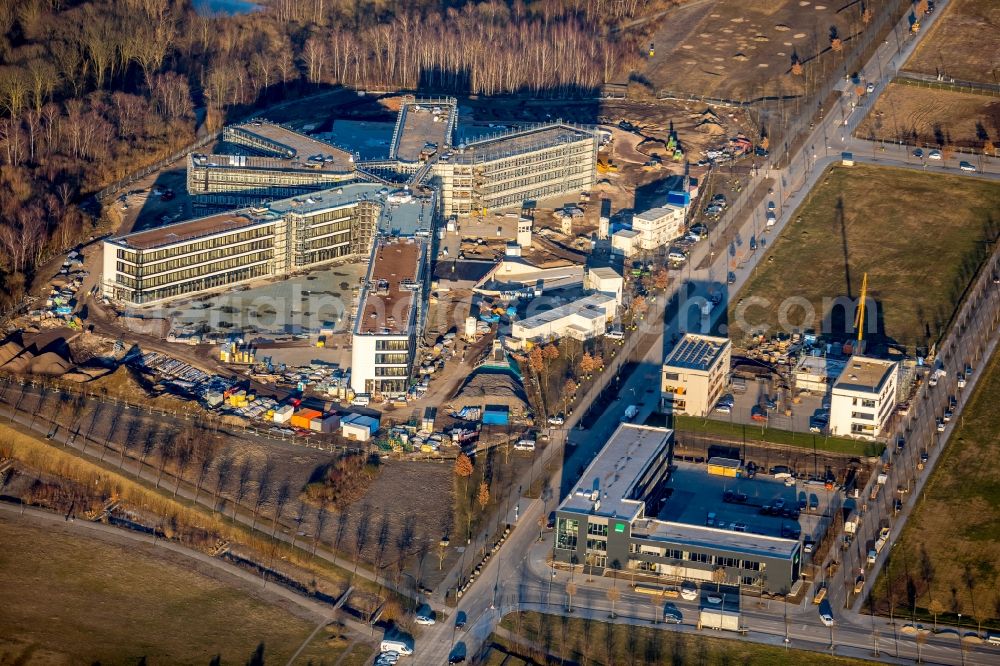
[664,334,730,371]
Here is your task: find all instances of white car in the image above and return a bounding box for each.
[866,82,875,94]
[680,583,698,601]
[959,161,977,172]
[415,615,436,626]
[705,594,723,605]
[928,150,942,160]
[820,612,835,627]
[547,415,565,426]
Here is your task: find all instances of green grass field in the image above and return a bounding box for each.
[872,345,1000,629]
[673,414,883,457]
[729,165,1000,353]
[0,513,364,665]
[497,611,871,665]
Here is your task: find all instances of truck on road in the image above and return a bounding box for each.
[698,609,744,633]
[622,404,639,421]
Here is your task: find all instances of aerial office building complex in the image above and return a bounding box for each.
[187,121,358,208]
[829,355,899,440]
[184,99,596,217]
[102,184,432,306]
[553,424,801,595]
[660,333,732,416]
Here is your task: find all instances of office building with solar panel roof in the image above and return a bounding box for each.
[660,333,732,416]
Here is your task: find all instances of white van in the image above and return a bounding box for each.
[351,393,371,407]
[514,439,536,451]
[668,250,687,263]
[380,639,413,655]
[766,211,777,228]
[987,634,1000,646]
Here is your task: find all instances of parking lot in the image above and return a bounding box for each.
[710,375,830,435]
[662,461,842,555]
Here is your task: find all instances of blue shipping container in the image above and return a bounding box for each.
[482,406,509,426]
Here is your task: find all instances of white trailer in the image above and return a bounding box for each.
[698,610,744,633]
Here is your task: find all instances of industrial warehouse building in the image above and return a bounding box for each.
[553,424,801,595]
[184,97,596,217]
[102,184,433,306]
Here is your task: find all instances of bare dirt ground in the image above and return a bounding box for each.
[855,82,1000,149]
[903,0,1000,84]
[641,0,857,99]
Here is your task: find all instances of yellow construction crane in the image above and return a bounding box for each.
[854,272,868,343]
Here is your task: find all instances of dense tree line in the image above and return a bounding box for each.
[0,0,660,310]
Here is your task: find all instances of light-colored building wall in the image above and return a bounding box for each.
[829,356,898,440]
[512,293,618,343]
[632,204,686,250]
[660,334,732,416]
[612,229,641,258]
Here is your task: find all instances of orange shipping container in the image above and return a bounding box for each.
[290,408,322,429]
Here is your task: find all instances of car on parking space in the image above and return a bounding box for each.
[936,418,946,432]
[920,450,929,464]
[455,612,467,629]
[415,614,436,626]
[763,396,777,410]
[766,210,777,227]
[893,498,903,515]
[928,149,942,160]
[913,148,923,158]
[943,409,952,422]
[965,365,974,378]
[896,435,905,451]
[767,200,776,211]
[959,161,976,172]
[866,82,875,94]
[705,594,723,605]
[770,465,792,478]
[819,602,835,627]
[681,582,698,601]
[448,653,467,664]
[727,271,737,285]
[547,414,565,426]
[803,537,815,553]
[663,603,683,624]
[715,401,732,414]
[751,405,768,421]
[809,416,827,433]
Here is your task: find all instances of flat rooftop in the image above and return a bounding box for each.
[454,123,594,163]
[664,334,730,371]
[392,100,456,163]
[356,237,424,336]
[659,461,830,545]
[114,212,267,251]
[112,184,434,251]
[227,122,354,172]
[560,424,673,521]
[191,152,354,175]
[833,355,897,393]
[633,519,799,560]
[516,292,615,330]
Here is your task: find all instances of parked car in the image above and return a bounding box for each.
[680,582,698,601]
[727,271,737,285]
[936,418,946,432]
[715,402,732,414]
[767,200,776,211]
[913,148,923,158]
[803,537,815,553]
[866,82,875,94]
[547,414,565,426]
[928,149,942,160]
[920,450,929,464]
[959,161,977,172]
[751,406,768,422]
[415,614,436,626]
[943,410,953,423]
[896,435,905,451]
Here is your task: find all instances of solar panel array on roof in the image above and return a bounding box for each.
[667,337,721,370]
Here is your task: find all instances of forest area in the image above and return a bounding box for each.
[0,0,667,313]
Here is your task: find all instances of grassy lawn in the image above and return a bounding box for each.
[903,0,1000,85]
[497,611,870,665]
[728,165,1000,354]
[872,345,1000,629]
[673,414,883,457]
[0,513,351,665]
